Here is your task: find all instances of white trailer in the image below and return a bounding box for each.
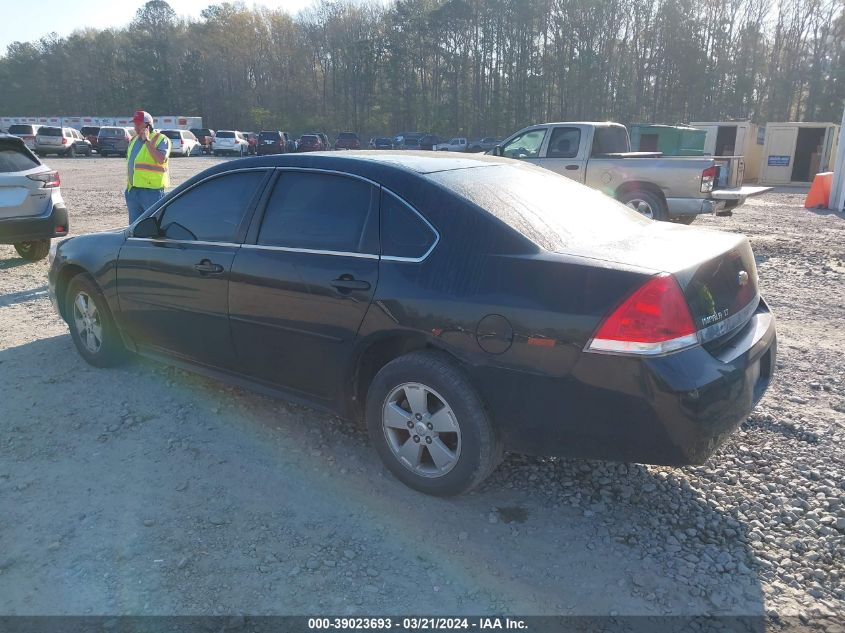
[761,122,840,185]
[690,121,764,183]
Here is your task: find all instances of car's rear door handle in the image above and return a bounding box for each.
[565,164,580,170]
[331,276,371,291]
[194,259,224,275]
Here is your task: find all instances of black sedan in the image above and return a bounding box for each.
[48,152,776,496]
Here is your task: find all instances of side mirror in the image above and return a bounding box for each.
[133,216,161,239]
[494,145,503,157]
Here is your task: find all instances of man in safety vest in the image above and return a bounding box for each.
[125,110,171,223]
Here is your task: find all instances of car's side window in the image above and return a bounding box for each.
[158,170,267,243]
[546,127,581,159]
[381,191,436,260]
[501,129,547,159]
[257,172,377,254]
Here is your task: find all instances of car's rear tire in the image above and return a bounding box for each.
[619,189,667,221]
[365,350,502,496]
[66,274,126,368]
[14,240,50,261]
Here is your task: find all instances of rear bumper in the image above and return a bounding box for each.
[0,200,69,244]
[665,197,724,216]
[472,300,777,465]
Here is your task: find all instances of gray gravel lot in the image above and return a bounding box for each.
[0,156,843,623]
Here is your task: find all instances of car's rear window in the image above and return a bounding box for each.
[259,131,281,140]
[0,141,39,172]
[216,131,235,139]
[39,127,63,137]
[8,125,35,135]
[80,126,100,135]
[429,164,650,251]
[301,135,318,142]
[338,133,358,140]
[192,129,212,136]
[98,127,126,137]
[161,130,182,140]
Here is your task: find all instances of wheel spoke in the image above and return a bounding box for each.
[384,402,412,429]
[397,436,423,469]
[74,319,87,336]
[428,407,458,433]
[427,437,456,471]
[403,384,428,417]
[90,323,103,346]
[74,294,87,317]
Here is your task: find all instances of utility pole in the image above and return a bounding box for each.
[829,103,845,213]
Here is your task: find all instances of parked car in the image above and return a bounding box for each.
[493,122,770,222]
[257,130,288,155]
[47,152,776,496]
[97,127,134,157]
[297,134,323,152]
[438,137,468,152]
[369,137,394,150]
[212,130,249,156]
[80,126,101,153]
[190,128,215,154]
[246,132,259,156]
[394,133,424,150]
[35,127,93,157]
[335,132,361,150]
[0,133,68,261]
[8,124,42,150]
[160,129,200,157]
[419,135,444,151]
[467,137,501,153]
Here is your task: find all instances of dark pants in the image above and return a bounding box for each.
[125,187,165,224]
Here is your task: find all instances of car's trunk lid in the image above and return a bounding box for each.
[574,223,759,341]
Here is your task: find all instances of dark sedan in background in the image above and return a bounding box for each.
[48,152,776,496]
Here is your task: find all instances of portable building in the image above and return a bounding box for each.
[760,122,840,185]
[690,121,763,182]
[629,125,706,156]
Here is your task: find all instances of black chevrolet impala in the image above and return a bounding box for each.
[48,152,776,495]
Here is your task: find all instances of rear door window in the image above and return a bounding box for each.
[158,170,268,242]
[257,172,377,254]
[547,128,581,158]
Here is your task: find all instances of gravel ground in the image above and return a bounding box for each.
[0,156,843,624]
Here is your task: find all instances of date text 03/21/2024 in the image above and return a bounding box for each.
[307,618,528,630]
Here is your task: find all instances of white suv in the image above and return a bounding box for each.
[212,130,249,156]
[35,127,93,157]
[160,129,200,157]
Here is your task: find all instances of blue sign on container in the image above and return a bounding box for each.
[768,155,790,166]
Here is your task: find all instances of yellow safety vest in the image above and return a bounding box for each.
[127,131,171,190]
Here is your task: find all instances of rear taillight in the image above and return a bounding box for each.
[27,171,61,188]
[586,274,698,356]
[61,137,68,144]
[700,165,717,193]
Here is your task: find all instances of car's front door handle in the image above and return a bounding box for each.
[194,260,224,275]
[565,164,580,170]
[331,276,371,291]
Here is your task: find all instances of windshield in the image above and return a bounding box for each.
[98,128,126,138]
[0,140,39,172]
[429,163,650,251]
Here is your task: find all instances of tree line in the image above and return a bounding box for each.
[0,0,842,139]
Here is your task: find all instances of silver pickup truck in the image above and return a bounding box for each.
[492,122,770,222]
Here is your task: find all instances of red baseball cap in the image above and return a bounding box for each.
[132,110,153,126]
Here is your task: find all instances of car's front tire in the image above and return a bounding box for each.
[366,351,502,496]
[14,240,50,261]
[66,274,126,368]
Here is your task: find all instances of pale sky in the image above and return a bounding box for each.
[0,0,321,53]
